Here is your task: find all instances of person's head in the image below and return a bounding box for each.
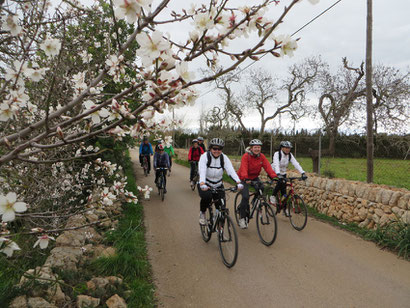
[158,144,164,152]
[192,139,199,147]
[209,138,224,157]
[143,136,148,144]
[197,136,204,143]
[249,139,263,155]
[280,141,292,154]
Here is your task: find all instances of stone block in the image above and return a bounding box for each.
[388,191,403,207]
[77,295,100,308]
[106,294,127,308]
[381,189,393,205]
[397,194,410,210]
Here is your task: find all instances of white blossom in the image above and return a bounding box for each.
[0,103,18,122]
[40,37,62,57]
[2,15,22,36]
[276,34,298,57]
[175,61,195,82]
[0,192,27,222]
[0,238,20,257]
[33,235,55,249]
[83,100,111,124]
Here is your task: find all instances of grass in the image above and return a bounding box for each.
[175,157,410,260]
[0,235,50,305]
[90,150,154,307]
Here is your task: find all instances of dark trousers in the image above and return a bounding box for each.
[197,184,225,213]
[155,168,167,187]
[169,156,172,167]
[190,161,198,181]
[239,179,264,219]
[272,174,287,199]
[139,154,151,172]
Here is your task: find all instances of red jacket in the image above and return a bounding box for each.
[188,146,204,161]
[237,152,277,181]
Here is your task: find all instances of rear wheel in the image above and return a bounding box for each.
[143,157,148,177]
[233,192,242,226]
[288,195,307,231]
[200,208,212,242]
[218,215,238,268]
[256,202,277,246]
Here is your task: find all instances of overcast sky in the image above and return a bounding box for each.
[153,0,410,133]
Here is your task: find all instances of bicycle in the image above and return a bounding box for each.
[190,161,199,191]
[200,186,239,268]
[156,167,167,202]
[142,155,149,177]
[266,177,308,231]
[234,180,277,246]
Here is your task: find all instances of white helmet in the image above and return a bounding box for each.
[249,139,263,146]
[280,141,293,148]
[209,138,225,148]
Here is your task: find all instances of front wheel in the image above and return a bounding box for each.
[288,195,307,231]
[200,208,212,242]
[218,215,238,268]
[256,202,277,246]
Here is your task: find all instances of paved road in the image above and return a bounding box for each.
[130,149,410,308]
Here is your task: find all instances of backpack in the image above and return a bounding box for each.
[206,151,224,169]
[277,150,292,163]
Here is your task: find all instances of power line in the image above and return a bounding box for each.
[198,0,343,99]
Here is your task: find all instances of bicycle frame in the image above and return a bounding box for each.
[207,187,236,232]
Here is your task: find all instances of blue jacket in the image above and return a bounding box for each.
[139,142,153,155]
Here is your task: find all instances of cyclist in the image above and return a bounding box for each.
[139,137,154,174]
[154,144,171,193]
[163,141,175,173]
[154,138,163,152]
[237,139,278,229]
[188,139,204,183]
[197,136,206,152]
[198,138,243,225]
[270,141,307,213]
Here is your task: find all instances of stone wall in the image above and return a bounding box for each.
[174,148,410,228]
[9,201,128,308]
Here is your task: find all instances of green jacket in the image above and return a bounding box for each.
[164,145,175,156]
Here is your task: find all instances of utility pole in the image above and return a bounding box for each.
[366,0,374,182]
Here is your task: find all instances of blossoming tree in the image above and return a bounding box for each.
[0,0,319,256]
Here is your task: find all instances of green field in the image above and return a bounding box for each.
[229,155,409,190]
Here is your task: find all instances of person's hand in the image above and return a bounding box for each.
[301,173,308,180]
[278,174,284,179]
[237,183,244,191]
[200,185,209,191]
[245,179,251,184]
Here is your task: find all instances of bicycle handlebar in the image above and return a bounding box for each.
[271,177,305,183]
[208,186,238,193]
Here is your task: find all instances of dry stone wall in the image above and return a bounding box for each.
[175,148,410,228]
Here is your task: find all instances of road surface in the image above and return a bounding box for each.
[130,149,410,307]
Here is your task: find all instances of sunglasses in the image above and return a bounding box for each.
[211,147,222,151]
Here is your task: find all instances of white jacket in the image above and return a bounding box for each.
[271,150,305,175]
[198,152,241,188]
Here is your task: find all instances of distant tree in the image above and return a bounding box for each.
[240,57,321,137]
[369,65,410,134]
[317,58,365,156]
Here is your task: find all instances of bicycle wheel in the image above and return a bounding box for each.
[218,215,238,268]
[143,158,148,177]
[288,195,307,231]
[256,201,277,246]
[233,192,242,226]
[200,208,212,242]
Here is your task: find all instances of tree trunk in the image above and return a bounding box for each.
[328,132,336,157]
[366,0,374,183]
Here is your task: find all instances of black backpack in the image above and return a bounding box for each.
[277,150,292,163]
[206,151,224,169]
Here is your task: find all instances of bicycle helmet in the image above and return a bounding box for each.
[280,141,293,148]
[158,144,164,150]
[192,139,198,144]
[142,136,148,141]
[249,139,263,146]
[197,136,204,141]
[209,138,225,148]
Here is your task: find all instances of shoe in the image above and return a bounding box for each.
[269,196,277,205]
[164,188,167,193]
[199,212,206,225]
[283,207,289,217]
[239,218,247,229]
